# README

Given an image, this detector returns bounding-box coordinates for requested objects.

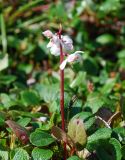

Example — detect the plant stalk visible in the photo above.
[58,25,66,160]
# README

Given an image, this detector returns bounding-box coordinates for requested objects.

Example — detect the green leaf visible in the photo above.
[83,58,98,75]
[13,148,29,160]
[99,0,121,14]
[32,148,53,160]
[67,155,81,160]
[96,34,115,45]
[0,54,8,71]
[109,138,122,160]
[121,146,125,159]
[21,90,40,106]
[49,101,59,113]
[0,13,7,54]
[113,127,125,139]
[0,75,16,85]
[17,117,31,127]
[120,96,125,120]
[73,112,95,130]
[85,92,105,113]
[87,128,112,151]
[0,117,4,126]
[18,63,33,74]
[70,72,86,88]
[30,129,55,147]
[9,0,44,23]
[100,78,116,94]
[0,112,5,126]
[68,118,87,149]
[0,93,16,109]
[35,84,59,103]
[117,49,125,58]
[0,150,8,160]
[96,147,113,160]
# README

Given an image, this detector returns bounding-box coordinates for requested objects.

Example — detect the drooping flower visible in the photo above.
[60,51,83,70]
[42,30,73,56]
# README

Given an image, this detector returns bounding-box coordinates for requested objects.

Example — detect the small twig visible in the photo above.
[107,111,121,125]
[95,116,111,128]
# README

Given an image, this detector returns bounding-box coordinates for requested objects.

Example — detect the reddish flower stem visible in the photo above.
[58,26,67,160]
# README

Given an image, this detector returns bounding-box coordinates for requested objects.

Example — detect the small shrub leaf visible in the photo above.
[30,129,55,146]
[32,148,53,160]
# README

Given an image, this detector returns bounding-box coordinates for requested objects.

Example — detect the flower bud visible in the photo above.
[42,30,53,38]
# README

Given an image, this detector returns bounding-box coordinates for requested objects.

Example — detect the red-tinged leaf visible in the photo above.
[51,126,74,147]
[6,120,29,144]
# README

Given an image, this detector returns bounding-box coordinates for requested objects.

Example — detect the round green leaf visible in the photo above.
[30,130,55,146]
[35,84,59,103]
[13,148,29,160]
[21,90,40,106]
[32,148,53,160]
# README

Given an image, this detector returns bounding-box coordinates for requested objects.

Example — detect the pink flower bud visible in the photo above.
[42,30,53,38]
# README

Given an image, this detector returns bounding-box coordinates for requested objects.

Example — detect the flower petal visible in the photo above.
[52,35,60,47]
[73,51,84,54]
[47,40,53,48]
[60,59,68,70]
[62,35,73,51]
[63,43,73,51]
[50,44,60,56]
[67,52,82,63]
[62,35,73,44]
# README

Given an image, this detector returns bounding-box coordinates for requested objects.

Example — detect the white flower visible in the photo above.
[62,35,73,51]
[43,30,73,56]
[60,51,83,70]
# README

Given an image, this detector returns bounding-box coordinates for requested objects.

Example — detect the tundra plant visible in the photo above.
[43,26,83,159]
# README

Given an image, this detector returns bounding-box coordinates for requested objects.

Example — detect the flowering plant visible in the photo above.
[43,26,84,160]
[43,29,83,70]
